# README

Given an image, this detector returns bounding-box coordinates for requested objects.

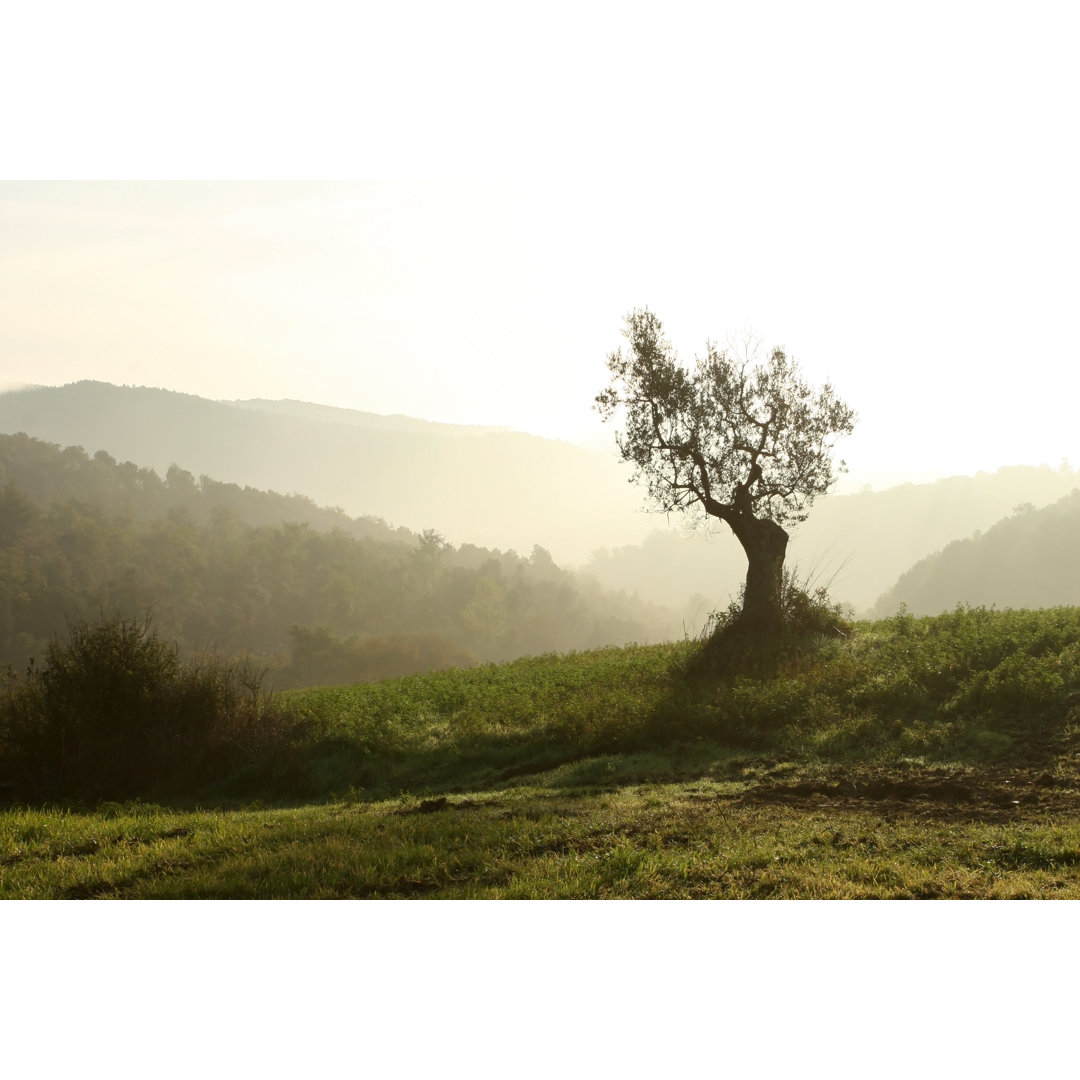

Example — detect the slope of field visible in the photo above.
[3,606,1080,898]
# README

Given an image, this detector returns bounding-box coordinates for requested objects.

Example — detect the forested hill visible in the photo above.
[870,489,1080,616]
[0,381,650,565]
[0,433,674,686]
[5,382,1075,626]
[0,429,413,543]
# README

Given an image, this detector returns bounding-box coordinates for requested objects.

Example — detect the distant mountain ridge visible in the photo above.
[228,398,511,438]
[585,465,1080,620]
[0,381,650,565]
[2,381,1076,616]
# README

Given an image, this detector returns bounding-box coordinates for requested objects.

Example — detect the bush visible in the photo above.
[778,569,853,640]
[692,566,853,679]
[0,615,294,801]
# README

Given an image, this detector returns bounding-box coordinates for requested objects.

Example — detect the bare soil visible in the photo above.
[737,767,1080,823]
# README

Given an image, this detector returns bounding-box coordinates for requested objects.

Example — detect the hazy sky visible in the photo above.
[4,2,1078,491]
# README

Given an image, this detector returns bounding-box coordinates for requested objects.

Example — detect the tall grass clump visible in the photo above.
[692,566,853,681]
[0,615,297,802]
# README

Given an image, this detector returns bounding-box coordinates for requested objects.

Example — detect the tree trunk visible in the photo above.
[735,517,789,636]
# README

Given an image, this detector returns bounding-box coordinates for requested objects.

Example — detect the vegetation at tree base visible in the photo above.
[691,566,854,679]
[3,604,1080,897]
[0,432,668,682]
[596,309,854,635]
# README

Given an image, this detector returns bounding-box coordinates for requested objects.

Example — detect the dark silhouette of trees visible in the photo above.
[596,308,855,635]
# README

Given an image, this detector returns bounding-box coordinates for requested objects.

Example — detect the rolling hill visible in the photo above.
[2,381,1076,618]
[0,381,650,566]
[870,489,1080,616]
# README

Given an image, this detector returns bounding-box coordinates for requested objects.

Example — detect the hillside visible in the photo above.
[0,428,414,543]
[4,381,1077,621]
[5,606,1080,898]
[0,381,650,565]
[0,432,674,680]
[871,489,1080,616]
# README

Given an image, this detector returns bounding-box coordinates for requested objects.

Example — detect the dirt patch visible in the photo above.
[399,796,500,815]
[493,755,584,783]
[737,768,1080,823]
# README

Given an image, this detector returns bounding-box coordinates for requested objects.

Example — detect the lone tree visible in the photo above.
[596,308,855,636]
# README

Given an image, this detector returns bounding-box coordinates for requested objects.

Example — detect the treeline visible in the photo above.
[0,381,651,565]
[0,429,413,542]
[0,433,668,685]
[871,490,1080,616]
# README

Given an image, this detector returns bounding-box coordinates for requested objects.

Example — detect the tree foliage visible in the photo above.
[597,309,855,633]
[596,309,855,529]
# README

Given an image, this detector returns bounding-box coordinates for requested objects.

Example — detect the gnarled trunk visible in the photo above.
[734,517,789,636]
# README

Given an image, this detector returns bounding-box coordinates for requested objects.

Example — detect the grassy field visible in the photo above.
[3,605,1080,898]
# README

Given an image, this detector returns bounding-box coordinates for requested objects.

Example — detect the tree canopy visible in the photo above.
[597,308,855,632]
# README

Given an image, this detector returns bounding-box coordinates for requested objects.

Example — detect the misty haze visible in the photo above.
[3,20,1079,907]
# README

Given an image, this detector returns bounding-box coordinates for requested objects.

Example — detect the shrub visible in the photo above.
[779,569,853,639]
[693,566,852,679]
[0,615,294,801]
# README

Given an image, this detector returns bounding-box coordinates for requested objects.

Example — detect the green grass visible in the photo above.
[6,774,1080,898]
[4,605,1080,898]
[237,605,1080,799]
[262,643,687,799]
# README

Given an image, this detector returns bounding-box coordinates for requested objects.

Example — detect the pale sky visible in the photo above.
[3,2,1079,492]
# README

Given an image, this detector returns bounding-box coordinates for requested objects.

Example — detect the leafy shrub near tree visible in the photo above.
[693,567,853,677]
[0,615,297,802]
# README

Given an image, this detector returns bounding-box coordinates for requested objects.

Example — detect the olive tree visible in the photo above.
[596,309,855,635]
